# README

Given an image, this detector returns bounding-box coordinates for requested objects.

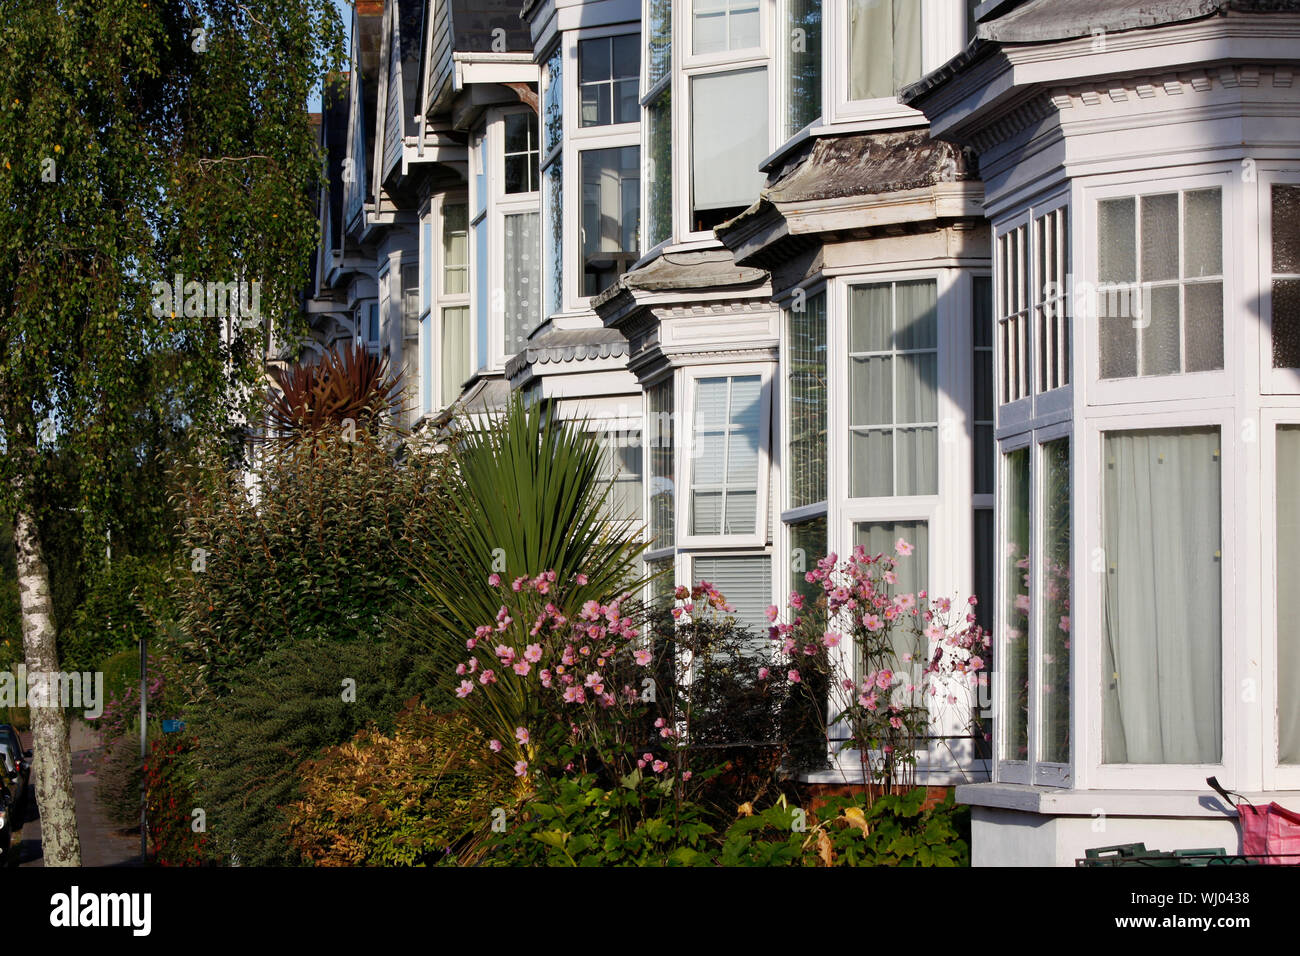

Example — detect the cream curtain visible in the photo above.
[1278,426,1300,763]
[848,0,922,101]
[1102,427,1222,764]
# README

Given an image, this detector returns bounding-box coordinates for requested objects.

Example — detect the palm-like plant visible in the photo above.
[404,394,652,714]
[261,343,404,445]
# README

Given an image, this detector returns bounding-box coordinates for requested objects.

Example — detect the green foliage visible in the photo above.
[173,426,452,697]
[286,703,510,866]
[99,649,141,705]
[405,396,649,678]
[59,554,173,676]
[145,735,218,867]
[717,802,814,866]
[483,774,716,867]
[188,636,418,867]
[811,790,971,867]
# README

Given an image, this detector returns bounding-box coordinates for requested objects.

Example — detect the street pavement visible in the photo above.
[14,720,144,867]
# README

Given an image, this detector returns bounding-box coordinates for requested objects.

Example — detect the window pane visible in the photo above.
[789,515,826,609]
[974,276,995,495]
[1102,427,1222,764]
[894,280,937,350]
[1277,425,1300,763]
[785,0,822,138]
[1185,281,1224,372]
[1002,447,1030,762]
[646,89,673,248]
[693,554,772,639]
[693,0,728,54]
[440,306,470,407]
[850,356,891,426]
[503,211,539,357]
[1039,438,1070,765]
[1184,188,1222,278]
[895,426,936,495]
[691,69,768,220]
[421,219,432,314]
[1098,197,1136,284]
[1273,186,1300,369]
[848,0,921,101]
[581,146,640,297]
[503,112,538,193]
[473,218,488,369]
[544,159,562,318]
[849,284,891,351]
[420,313,432,413]
[647,0,672,87]
[648,379,675,550]
[854,519,928,699]
[1141,284,1181,376]
[691,375,762,536]
[788,291,827,509]
[442,202,468,295]
[1140,193,1178,283]
[849,428,892,498]
[543,46,563,154]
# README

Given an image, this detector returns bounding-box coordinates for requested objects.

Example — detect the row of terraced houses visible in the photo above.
[298,0,1300,865]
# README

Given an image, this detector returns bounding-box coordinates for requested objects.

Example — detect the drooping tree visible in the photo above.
[0,0,344,865]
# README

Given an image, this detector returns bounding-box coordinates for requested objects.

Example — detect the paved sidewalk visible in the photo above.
[15,719,144,867]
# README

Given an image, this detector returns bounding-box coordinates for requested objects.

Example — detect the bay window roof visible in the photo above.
[978,0,1300,44]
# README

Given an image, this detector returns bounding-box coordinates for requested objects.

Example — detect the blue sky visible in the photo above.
[307,0,355,112]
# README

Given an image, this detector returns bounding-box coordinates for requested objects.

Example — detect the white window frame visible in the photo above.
[1078,407,1238,791]
[1258,167,1300,394]
[994,429,1033,785]
[641,0,675,256]
[1262,410,1300,790]
[780,278,828,522]
[429,191,470,412]
[823,0,962,129]
[1083,170,1237,408]
[993,191,1071,437]
[562,24,643,312]
[679,362,774,550]
[642,367,680,567]
[488,105,542,367]
[470,127,489,372]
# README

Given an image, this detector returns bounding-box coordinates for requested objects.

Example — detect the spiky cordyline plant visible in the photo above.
[403,395,653,765]
[261,342,404,446]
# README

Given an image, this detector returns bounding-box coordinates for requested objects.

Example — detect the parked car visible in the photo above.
[0,726,29,798]
[0,789,12,866]
[0,747,18,808]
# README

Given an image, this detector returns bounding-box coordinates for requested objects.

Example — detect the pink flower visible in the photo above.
[896,537,913,556]
[495,644,516,663]
[642,753,653,763]
[889,716,903,729]
[758,667,769,680]
[563,685,586,704]
[512,660,531,676]
[455,663,466,675]
[489,739,503,752]
[575,573,588,585]
[654,717,666,728]
[479,669,497,685]
[788,669,801,683]
[634,648,653,666]
[876,669,894,689]
[652,760,668,773]
[863,613,883,632]
[514,760,528,777]
[456,680,474,698]
[488,573,501,587]
[822,631,841,649]
[524,643,543,663]
[515,727,530,745]
[682,771,693,782]
[765,605,779,623]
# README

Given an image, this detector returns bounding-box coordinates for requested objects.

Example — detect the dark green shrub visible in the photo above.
[59,554,173,677]
[172,425,452,696]
[189,636,417,866]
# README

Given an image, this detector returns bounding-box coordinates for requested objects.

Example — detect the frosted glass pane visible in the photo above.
[1141,285,1181,376]
[850,428,892,498]
[1140,193,1179,282]
[851,356,891,427]
[895,352,937,423]
[1274,279,1300,368]
[1274,185,1300,273]
[1184,188,1222,279]
[850,285,891,351]
[895,426,937,495]
[895,280,937,349]
[1098,198,1136,284]
[1185,282,1224,372]
[1100,310,1137,379]
[503,212,539,357]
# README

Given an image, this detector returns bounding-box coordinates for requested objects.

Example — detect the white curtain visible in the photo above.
[1103,427,1222,764]
[691,69,767,212]
[848,0,921,101]
[1278,427,1300,763]
[503,212,539,357]
[440,306,470,407]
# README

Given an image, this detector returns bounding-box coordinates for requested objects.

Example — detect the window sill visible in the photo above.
[956,782,1300,818]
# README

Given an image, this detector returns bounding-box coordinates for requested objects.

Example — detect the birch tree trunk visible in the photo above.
[13,506,81,866]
